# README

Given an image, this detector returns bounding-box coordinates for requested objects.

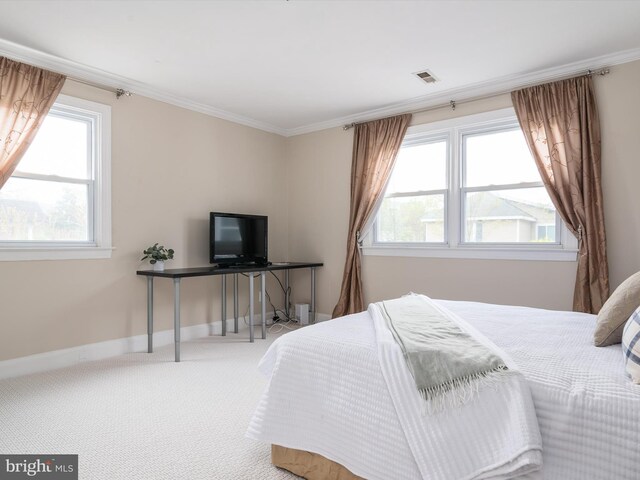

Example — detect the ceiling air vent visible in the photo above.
[414,70,437,84]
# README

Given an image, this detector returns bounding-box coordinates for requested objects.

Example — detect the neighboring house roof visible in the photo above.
[506,197,556,225]
[422,191,553,223]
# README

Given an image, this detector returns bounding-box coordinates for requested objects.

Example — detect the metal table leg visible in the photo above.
[284,270,290,319]
[174,278,181,362]
[221,274,226,336]
[147,277,154,353]
[249,273,254,343]
[261,271,266,339]
[310,267,316,323]
[233,273,239,333]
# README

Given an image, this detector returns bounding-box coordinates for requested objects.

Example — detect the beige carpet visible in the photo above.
[0,330,299,479]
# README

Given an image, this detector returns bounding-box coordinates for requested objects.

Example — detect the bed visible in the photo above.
[247,299,640,479]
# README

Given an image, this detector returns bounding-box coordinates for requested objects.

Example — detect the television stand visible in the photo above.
[222,262,271,269]
[136,262,323,362]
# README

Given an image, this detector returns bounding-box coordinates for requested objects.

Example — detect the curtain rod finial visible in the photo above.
[587,68,610,77]
[115,88,132,99]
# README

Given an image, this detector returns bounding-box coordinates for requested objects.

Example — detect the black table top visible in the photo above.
[136,261,323,278]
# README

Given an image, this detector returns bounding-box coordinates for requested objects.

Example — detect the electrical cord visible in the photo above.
[237,271,299,333]
[269,271,293,321]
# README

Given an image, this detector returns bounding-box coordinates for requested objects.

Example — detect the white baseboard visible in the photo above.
[0,312,331,380]
[0,316,249,380]
[314,313,331,322]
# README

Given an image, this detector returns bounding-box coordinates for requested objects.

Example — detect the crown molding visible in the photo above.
[2,36,639,138]
[284,46,640,137]
[0,37,289,136]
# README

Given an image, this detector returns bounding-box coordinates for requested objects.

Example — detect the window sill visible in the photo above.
[362,245,578,262]
[0,246,114,261]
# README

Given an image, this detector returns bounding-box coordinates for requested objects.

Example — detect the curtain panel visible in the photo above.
[0,56,66,189]
[511,75,609,313]
[332,114,411,318]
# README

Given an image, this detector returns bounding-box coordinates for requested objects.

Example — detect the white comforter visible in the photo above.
[443,301,640,480]
[247,300,640,479]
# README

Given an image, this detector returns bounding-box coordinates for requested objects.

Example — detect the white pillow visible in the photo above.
[621,306,640,384]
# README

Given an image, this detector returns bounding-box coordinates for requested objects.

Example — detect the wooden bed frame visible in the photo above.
[272,444,362,480]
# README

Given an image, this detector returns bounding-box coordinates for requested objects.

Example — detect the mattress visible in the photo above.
[248,300,640,479]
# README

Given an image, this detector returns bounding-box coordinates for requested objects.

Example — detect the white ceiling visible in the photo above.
[0,1,639,136]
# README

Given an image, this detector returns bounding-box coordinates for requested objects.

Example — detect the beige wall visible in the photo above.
[286,59,640,315]
[3,60,639,362]
[0,80,288,361]
[285,127,352,313]
[598,60,640,288]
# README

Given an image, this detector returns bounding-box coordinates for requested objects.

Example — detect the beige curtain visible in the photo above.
[0,56,66,189]
[332,114,411,318]
[511,75,609,313]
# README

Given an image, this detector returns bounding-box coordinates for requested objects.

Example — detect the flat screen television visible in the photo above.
[209,212,268,267]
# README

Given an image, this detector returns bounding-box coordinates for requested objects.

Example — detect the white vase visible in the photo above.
[153,261,165,272]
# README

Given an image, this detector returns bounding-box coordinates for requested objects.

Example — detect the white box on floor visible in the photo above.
[295,304,309,325]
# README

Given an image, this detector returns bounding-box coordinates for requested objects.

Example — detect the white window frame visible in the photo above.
[373,132,451,246]
[363,108,578,262]
[0,94,112,261]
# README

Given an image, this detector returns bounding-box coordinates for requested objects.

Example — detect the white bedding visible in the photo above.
[247,300,640,479]
[443,301,640,479]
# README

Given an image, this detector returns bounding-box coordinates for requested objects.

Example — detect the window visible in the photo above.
[0,94,111,260]
[377,137,448,243]
[367,108,577,261]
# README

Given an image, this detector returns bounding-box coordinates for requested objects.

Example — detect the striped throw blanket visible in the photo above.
[622,306,640,383]
[378,294,509,409]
